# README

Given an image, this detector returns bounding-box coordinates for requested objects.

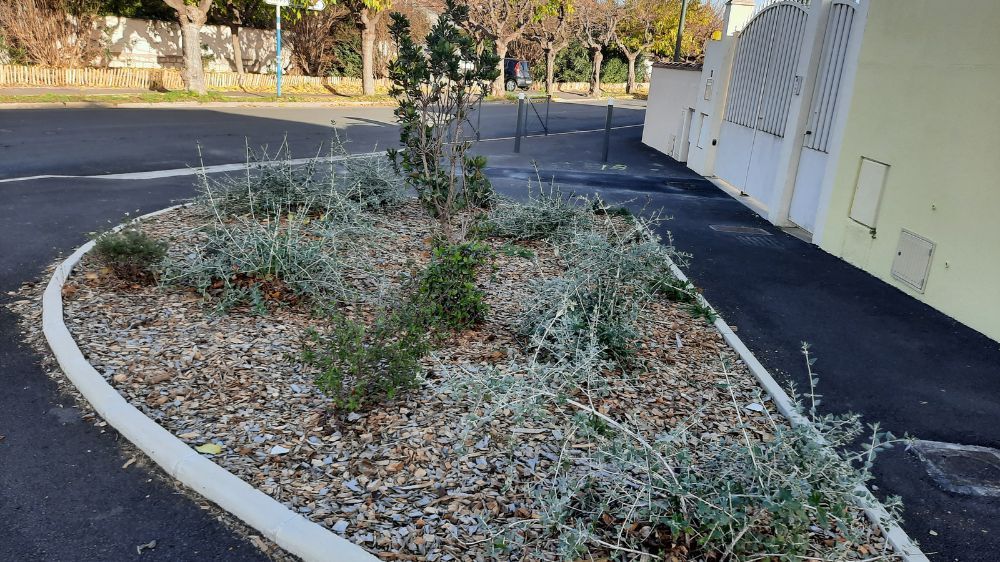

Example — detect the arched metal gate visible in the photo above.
[714,0,860,232]
[714,1,809,204]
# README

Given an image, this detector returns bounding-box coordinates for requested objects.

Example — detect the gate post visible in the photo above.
[767,0,836,227]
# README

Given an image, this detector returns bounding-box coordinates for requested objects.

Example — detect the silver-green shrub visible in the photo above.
[487,180,591,241]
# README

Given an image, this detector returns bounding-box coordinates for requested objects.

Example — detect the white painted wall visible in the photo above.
[98,16,290,73]
[641,65,702,160]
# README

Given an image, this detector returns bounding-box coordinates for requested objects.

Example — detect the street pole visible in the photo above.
[674,0,690,62]
[275,3,282,97]
[602,97,614,163]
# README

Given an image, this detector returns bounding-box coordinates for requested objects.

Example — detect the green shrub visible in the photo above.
[415,241,489,330]
[161,211,352,312]
[196,134,402,219]
[487,182,589,241]
[337,151,407,210]
[461,155,496,209]
[92,227,167,283]
[554,41,592,83]
[304,308,428,412]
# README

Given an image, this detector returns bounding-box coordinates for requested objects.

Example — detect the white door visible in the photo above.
[789,1,859,232]
[716,1,809,204]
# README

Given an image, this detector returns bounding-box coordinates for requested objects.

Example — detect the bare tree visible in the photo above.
[525,0,575,95]
[614,0,655,94]
[576,0,618,98]
[286,3,351,76]
[0,0,105,67]
[467,0,540,97]
[163,0,214,94]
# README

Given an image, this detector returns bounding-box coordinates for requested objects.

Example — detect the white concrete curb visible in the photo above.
[663,258,928,561]
[42,205,377,562]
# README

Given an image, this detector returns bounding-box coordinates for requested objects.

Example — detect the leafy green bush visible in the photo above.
[415,241,490,331]
[461,155,496,209]
[554,41,592,83]
[92,227,167,283]
[304,308,428,412]
[599,57,628,83]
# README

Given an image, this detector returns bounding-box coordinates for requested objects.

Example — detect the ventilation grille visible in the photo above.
[891,229,934,292]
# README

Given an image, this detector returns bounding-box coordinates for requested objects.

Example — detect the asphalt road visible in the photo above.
[2,101,998,560]
[0,99,645,179]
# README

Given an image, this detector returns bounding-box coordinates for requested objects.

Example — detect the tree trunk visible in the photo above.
[544,47,555,95]
[180,18,206,94]
[230,24,245,75]
[590,48,603,98]
[625,53,637,94]
[492,41,509,98]
[360,9,377,95]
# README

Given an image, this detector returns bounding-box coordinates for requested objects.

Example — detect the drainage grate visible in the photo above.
[912,440,1000,497]
[736,235,787,249]
[709,224,772,235]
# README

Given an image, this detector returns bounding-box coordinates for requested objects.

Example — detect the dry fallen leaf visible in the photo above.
[195,443,223,455]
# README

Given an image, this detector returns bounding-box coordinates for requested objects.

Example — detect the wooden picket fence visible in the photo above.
[0,65,388,93]
[0,65,646,96]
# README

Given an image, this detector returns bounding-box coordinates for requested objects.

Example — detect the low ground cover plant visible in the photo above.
[91,225,168,284]
[161,207,358,313]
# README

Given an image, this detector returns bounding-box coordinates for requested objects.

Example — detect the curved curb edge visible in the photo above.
[42,204,377,562]
[664,259,929,562]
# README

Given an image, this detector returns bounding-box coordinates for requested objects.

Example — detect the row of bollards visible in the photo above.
[513,93,614,162]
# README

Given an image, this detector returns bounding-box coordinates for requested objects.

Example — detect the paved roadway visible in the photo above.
[2,100,999,560]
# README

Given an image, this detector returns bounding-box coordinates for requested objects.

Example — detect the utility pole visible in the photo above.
[673,0,690,62]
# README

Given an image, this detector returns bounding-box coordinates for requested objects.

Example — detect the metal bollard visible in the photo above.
[476,95,483,141]
[514,92,525,153]
[602,97,615,162]
[544,94,551,136]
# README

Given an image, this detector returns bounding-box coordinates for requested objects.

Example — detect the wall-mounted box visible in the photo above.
[891,229,935,293]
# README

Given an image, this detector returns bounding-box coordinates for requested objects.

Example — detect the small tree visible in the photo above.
[576,0,618,98]
[526,0,575,95]
[387,0,499,241]
[614,0,655,94]
[163,0,214,93]
[467,0,539,97]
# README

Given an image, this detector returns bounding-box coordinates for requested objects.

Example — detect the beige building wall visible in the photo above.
[641,65,702,161]
[815,0,1000,341]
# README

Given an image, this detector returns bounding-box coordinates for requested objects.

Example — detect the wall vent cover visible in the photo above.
[891,229,934,292]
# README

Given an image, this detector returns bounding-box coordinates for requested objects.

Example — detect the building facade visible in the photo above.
[642,0,1000,342]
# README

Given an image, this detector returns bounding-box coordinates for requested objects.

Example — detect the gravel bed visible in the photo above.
[8,201,897,561]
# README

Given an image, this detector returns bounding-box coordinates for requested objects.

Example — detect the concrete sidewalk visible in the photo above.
[488,133,1000,560]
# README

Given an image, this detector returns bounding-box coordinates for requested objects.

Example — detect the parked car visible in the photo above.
[504,58,532,91]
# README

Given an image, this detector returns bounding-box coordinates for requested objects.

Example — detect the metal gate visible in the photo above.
[789,0,859,232]
[715,1,809,203]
